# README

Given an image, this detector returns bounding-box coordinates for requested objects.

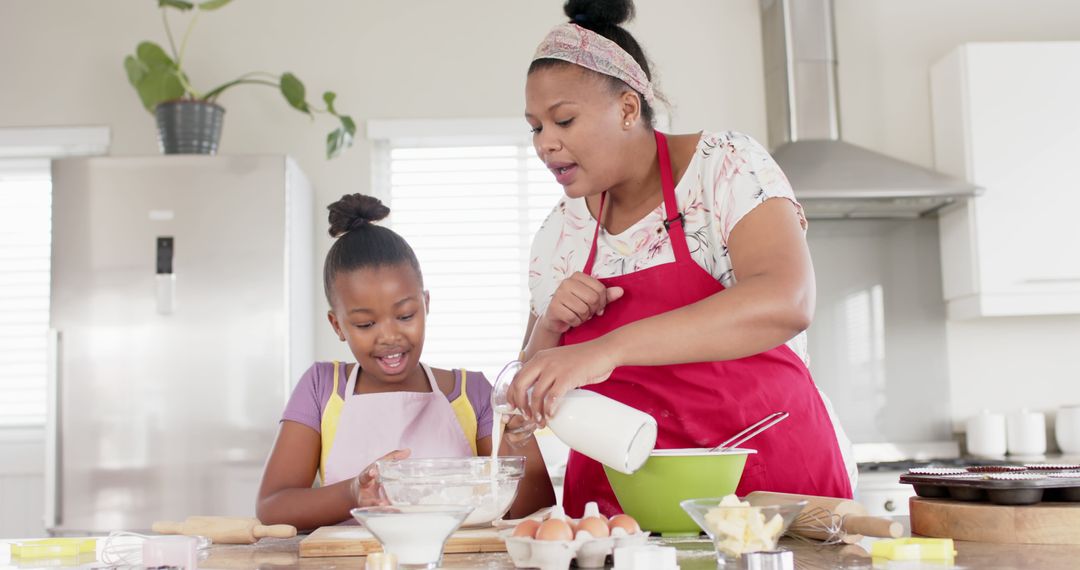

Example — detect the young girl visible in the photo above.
[257,194,555,530]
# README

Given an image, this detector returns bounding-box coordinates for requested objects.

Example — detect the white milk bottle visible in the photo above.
[492,361,657,474]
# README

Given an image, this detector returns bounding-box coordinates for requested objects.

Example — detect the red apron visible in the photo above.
[560,131,853,518]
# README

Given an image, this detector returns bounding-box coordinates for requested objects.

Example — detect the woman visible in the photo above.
[508,0,856,517]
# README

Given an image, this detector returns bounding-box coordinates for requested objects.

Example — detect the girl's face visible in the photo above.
[327,263,428,387]
[525,65,634,199]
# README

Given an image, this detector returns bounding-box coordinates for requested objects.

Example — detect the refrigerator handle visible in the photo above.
[44,328,61,531]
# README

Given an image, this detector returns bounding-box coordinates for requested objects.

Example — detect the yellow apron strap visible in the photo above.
[319,361,346,485]
[449,370,479,455]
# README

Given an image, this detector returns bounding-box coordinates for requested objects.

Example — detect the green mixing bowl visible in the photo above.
[603,448,756,536]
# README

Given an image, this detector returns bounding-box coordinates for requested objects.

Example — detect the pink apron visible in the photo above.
[322,363,474,486]
[560,131,853,518]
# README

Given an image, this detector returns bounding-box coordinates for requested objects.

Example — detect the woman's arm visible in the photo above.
[477,424,556,519]
[256,421,408,531]
[522,312,558,361]
[522,274,623,362]
[513,198,814,421]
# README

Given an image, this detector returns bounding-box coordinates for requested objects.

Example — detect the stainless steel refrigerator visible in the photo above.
[46,156,313,534]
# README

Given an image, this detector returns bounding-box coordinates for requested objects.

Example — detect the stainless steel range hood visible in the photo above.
[760,0,980,219]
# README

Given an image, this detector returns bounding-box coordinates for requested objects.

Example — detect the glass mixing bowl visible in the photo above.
[377,456,526,527]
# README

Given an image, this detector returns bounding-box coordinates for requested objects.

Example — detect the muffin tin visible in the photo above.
[900,465,1080,505]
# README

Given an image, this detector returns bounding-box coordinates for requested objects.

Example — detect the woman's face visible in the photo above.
[327,263,428,388]
[525,65,631,199]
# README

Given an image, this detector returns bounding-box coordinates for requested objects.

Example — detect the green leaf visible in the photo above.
[136,41,176,70]
[322,91,337,115]
[124,55,147,87]
[326,128,345,160]
[326,116,355,159]
[139,67,185,112]
[198,0,233,10]
[279,73,310,115]
[159,0,195,10]
[340,115,357,137]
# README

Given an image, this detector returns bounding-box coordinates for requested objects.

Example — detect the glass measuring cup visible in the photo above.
[492,360,658,474]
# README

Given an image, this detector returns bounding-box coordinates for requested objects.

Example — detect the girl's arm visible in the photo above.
[512,198,814,421]
[256,421,408,531]
[477,423,556,519]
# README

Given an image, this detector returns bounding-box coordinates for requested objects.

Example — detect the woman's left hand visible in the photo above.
[509,340,618,425]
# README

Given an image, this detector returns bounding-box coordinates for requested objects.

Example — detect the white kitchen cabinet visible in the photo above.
[931,42,1080,319]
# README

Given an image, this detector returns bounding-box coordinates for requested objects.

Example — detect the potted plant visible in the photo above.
[124,0,356,159]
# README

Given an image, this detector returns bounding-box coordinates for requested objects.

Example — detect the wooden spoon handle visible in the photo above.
[253,524,297,539]
[151,521,182,534]
[843,515,903,538]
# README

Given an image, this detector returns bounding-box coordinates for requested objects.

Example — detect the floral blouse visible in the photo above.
[528,131,810,361]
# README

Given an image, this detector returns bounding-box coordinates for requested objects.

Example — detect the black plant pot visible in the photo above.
[154,101,225,155]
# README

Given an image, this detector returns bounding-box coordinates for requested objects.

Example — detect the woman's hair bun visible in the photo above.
[327,193,391,238]
[564,0,635,28]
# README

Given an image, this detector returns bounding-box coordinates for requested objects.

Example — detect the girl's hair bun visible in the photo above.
[564,0,635,28]
[327,193,390,238]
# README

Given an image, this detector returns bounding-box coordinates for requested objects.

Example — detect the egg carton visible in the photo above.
[502,528,651,570]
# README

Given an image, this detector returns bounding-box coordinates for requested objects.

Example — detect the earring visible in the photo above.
[624,121,631,127]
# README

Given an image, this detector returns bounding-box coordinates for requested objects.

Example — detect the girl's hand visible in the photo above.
[508,341,617,425]
[501,413,539,449]
[539,272,623,335]
[352,448,411,507]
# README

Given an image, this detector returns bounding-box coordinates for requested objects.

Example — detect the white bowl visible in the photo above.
[351,504,472,569]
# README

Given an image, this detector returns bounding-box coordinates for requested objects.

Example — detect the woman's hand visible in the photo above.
[351,448,410,507]
[538,272,624,335]
[508,340,618,425]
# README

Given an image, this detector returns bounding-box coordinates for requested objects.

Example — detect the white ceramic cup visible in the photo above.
[1006,409,1047,456]
[1055,405,1080,455]
[966,410,1007,457]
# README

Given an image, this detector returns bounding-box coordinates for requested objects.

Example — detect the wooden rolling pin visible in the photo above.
[745,491,903,543]
[152,516,296,544]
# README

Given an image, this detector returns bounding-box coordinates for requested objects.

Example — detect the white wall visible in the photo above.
[832,0,1080,433]
[0,0,766,361]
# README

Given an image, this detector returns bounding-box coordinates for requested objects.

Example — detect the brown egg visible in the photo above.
[534,518,574,541]
[512,519,541,538]
[577,516,611,538]
[608,514,640,535]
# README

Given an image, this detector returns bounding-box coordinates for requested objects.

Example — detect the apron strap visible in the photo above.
[420,363,440,393]
[344,361,359,396]
[582,131,691,275]
[332,360,341,395]
[583,193,605,275]
[654,131,692,264]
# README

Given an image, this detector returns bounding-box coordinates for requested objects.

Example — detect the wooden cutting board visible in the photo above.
[299,525,506,557]
[910,497,1080,545]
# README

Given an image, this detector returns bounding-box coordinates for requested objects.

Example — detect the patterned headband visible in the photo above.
[532,23,656,105]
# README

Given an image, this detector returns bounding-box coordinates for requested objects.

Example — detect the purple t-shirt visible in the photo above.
[281,362,494,440]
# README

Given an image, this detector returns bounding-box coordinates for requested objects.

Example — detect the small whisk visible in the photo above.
[99,530,211,568]
[784,506,851,545]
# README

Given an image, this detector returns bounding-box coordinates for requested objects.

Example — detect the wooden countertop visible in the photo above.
[199,534,1080,569]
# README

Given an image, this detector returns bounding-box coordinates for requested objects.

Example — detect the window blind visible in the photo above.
[0,160,51,426]
[380,142,563,381]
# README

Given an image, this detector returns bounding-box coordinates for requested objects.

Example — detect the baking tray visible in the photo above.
[899,467,1080,505]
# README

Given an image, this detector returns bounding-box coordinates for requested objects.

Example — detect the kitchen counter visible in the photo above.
[196,534,1080,569]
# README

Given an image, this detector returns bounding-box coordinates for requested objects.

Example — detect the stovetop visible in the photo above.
[858,457,1012,472]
